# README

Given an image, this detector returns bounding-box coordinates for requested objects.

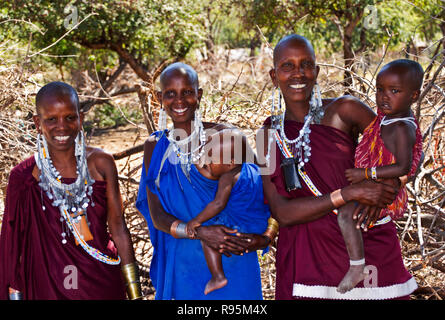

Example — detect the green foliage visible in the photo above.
[237,0,443,54]
[0,0,205,72]
[0,0,442,77]
[84,103,142,131]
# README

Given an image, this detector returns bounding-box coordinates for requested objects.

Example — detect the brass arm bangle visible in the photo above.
[268,217,279,229]
[263,217,279,242]
[121,262,143,300]
[330,189,346,208]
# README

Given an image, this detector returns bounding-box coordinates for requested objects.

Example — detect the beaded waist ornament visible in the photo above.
[35,132,121,265]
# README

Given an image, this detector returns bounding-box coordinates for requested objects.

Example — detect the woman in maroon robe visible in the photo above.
[259,35,418,300]
[0,82,139,300]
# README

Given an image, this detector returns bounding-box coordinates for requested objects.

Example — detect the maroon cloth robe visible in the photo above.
[264,117,417,300]
[0,156,126,300]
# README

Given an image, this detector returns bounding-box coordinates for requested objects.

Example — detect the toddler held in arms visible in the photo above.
[336,59,423,293]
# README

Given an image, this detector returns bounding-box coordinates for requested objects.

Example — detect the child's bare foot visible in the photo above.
[204,276,228,295]
[337,264,366,293]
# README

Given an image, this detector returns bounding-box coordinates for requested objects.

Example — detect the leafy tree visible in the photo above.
[241,0,440,90]
[1,0,205,82]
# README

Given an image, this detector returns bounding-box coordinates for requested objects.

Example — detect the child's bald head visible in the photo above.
[159,62,199,90]
[379,59,424,91]
[35,81,79,115]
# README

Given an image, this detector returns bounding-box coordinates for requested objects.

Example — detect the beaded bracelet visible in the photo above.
[371,167,377,180]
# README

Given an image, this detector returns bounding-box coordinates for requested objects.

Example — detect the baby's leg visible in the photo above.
[337,202,366,293]
[201,241,228,295]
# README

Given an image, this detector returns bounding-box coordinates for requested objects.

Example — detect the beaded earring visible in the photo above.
[270,86,283,129]
[157,106,167,131]
[309,83,324,124]
[75,130,83,158]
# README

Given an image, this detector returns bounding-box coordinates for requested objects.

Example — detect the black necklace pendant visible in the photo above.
[281,157,302,192]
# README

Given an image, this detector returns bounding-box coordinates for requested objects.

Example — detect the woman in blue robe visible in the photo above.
[136,62,271,300]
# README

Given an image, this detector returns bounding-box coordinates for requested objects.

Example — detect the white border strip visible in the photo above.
[292,277,417,300]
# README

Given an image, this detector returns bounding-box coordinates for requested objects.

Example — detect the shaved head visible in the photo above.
[379,59,424,91]
[159,62,199,90]
[35,81,79,115]
[273,34,316,66]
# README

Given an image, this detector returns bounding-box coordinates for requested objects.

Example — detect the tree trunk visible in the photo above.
[441,20,445,51]
[343,33,354,92]
[111,43,151,83]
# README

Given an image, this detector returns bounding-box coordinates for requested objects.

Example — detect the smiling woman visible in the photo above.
[33,87,84,161]
[136,62,271,300]
[259,34,418,300]
[157,63,203,130]
[0,82,141,300]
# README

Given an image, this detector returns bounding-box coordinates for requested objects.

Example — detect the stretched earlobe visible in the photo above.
[411,90,420,103]
[32,114,41,133]
[156,91,162,104]
[269,68,277,87]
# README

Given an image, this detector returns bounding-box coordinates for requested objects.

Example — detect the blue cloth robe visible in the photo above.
[136,131,270,300]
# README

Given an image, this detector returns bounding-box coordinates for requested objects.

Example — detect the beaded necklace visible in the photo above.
[380,116,417,129]
[268,84,324,169]
[35,133,121,265]
[166,110,207,173]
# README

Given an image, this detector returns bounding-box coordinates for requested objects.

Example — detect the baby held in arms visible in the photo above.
[186,129,263,295]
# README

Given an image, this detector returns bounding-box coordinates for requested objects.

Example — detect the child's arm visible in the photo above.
[374,122,416,179]
[345,122,416,183]
[187,170,236,237]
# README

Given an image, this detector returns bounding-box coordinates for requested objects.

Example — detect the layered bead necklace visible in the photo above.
[269,84,325,169]
[35,132,120,265]
[166,110,207,173]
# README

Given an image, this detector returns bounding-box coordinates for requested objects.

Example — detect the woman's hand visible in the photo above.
[235,233,270,253]
[353,204,382,231]
[351,178,400,231]
[195,225,268,256]
[195,225,242,257]
[343,179,399,207]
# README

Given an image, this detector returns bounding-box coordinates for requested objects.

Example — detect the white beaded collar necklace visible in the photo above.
[272,84,325,168]
[165,110,207,175]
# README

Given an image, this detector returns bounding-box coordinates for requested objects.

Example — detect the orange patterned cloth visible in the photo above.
[354,111,423,220]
